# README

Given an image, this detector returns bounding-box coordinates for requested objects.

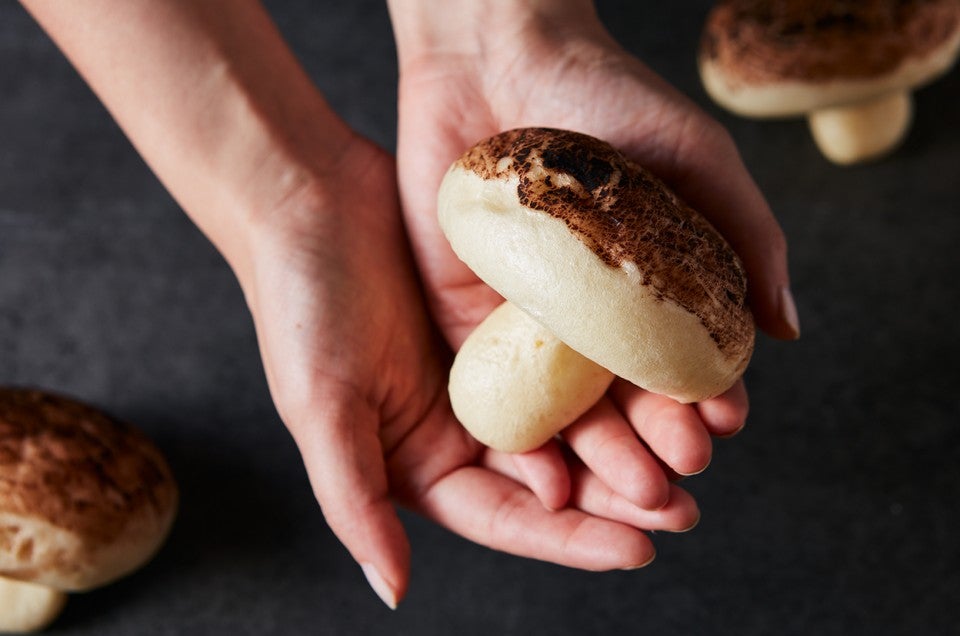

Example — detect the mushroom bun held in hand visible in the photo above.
[699,0,960,164]
[439,128,755,453]
[0,389,178,633]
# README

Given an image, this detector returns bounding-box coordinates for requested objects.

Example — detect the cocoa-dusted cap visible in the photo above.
[701,0,960,85]
[0,388,177,591]
[698,0,960,117]
[453,127,752,360]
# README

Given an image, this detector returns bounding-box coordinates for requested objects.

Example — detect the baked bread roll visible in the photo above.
[0,388,178,632]
[439,128,755,452]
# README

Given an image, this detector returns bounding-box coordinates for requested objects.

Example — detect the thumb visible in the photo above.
[285,387,410,609]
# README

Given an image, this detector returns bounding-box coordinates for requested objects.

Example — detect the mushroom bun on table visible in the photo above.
[0,388,178,633]
[699,0,960,164]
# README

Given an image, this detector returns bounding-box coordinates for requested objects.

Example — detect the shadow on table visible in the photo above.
[51,417,338,631]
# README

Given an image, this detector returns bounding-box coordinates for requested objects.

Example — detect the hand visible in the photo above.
[20,0,722,607]
[390,1,798,510]
[238,138,699,607]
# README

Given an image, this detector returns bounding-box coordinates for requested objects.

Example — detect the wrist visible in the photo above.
[214,129,370,287]
[186,90,356,267]
[226,134,397,298]
[21,0,361,288]
[387,0,601,69]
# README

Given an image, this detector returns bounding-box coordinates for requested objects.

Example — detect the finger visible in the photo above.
[509,440,572,511]
[486,448,700,532]
[568,464,701,533]
[611,381,713,477]
[695,379,749,438]
[286,390,410,609]
[417,465,656,571]
[562,398,670,511]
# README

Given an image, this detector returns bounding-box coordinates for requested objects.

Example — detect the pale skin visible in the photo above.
[19,0,797,611]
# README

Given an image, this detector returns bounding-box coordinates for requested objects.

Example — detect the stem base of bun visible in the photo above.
[0,576,68,633]
[448,301,614,453]
[807,91,912,165]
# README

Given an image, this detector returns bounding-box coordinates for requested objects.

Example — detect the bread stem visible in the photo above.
[448,301,614,453]
[0,576,68,633]
[807,91,913,165]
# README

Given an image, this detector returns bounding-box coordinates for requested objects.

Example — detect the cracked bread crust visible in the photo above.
[453,127,752,360]
[0,388,177,591]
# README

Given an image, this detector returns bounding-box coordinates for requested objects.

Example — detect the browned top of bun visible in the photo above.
[0,388,176,550]
[455,127,751,358]
[701,0,960,83]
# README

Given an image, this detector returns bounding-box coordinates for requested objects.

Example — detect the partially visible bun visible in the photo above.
[699,0,960,117]
[0,388,178,592]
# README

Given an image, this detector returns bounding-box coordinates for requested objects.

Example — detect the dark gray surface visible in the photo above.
[2,1,958,634]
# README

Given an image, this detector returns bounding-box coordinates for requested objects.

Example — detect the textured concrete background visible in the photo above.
[1,1,958,634]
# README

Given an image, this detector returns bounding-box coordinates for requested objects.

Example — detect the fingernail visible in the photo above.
[622,551,657,570]
[361,563,398,610]
[676,456,711,477]
[675,510,701,533]
[779,285,801,339]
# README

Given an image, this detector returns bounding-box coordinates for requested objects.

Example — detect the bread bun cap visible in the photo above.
[699,0,960,117]
[438,128,754,403]
[0,389,178,592]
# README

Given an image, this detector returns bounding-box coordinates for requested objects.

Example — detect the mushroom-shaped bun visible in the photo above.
[0,388,178,632]
[699,0,960,164]
[438,128,755,453]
